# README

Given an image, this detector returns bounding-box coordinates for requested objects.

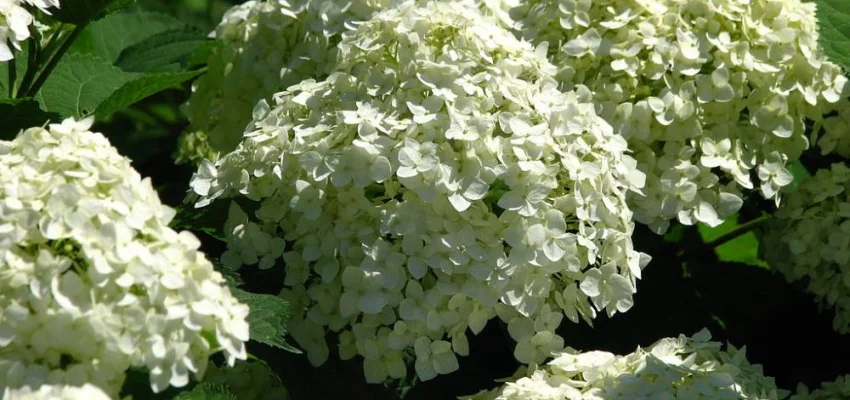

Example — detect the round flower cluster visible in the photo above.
[179,0,393,163]
[508,0,849,233]
[0,0,59,61]
[0,118,250,396]
[462,329,785,400]
[3,383,110,400]
[191,0,649,383]
[760,163,850,334]
[791,375,850,400]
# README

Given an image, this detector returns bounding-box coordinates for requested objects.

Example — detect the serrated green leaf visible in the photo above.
[816,0,850,70]
[170,203,228,243]
[70,11,186,63]
[51,0,125,24]
[698,214,769,269]
[215,260,245,289]
[0,99,63,140]
[116,29,209,73]
[231,288,300,353]
[173,383,237,400]
[36,52,137,118]
[103,0,137,13]
[204,361,289,400]
[94,69,204,118]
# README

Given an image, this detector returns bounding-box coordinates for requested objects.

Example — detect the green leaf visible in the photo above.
[785,160,812,192]
[94,69,204,118]
[231,288,300,353]
[51,0,126,24]
[70,11,186,63]
[204,361,290,400]
[116,29,209,73]
[0,38,38,99]
[170,203,228,243]
[662,224,687,243]
[215,260,245,289]
[0,99,63,140]
[103,0,137,13]
[698,214,769,269]
[173,383,237,400]
[816,0,850,70]
[36,52,136,118]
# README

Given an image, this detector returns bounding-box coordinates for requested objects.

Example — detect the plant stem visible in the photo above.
[7,40,17,98]
[17,37,40,99]
[24,23,87,98]
[707,214,771,248]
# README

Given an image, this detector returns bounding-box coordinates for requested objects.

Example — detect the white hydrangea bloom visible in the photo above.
[179,0,394,162]
[791,375,850,400]
[3,383,111,400]
[0,118,249,396]
[760,163,850,334]
[192,0,649,383]
[509,0,850,233]
[0,0,59,61]
[462,329,786,400]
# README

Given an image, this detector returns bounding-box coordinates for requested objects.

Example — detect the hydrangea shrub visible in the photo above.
[1,0,850,397]
[509,0,850,233]
[462,329,785,400]
[0,118,250,395]
[191,0,650,383]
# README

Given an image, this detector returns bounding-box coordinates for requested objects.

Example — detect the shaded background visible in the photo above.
[102,1,850,398]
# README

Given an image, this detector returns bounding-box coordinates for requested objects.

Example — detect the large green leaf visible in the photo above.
[0,99,63,140]
[116,29,209,73]
[94,69,204,118]
[231,288,300,352]
[70,11,186,63]
[51,0,127,24]
[173,384,236,400]
[698,214,769,269]
[816,0,850,69]
[35,52,136,118]
[204,362,289,400]
[170,202,229,243]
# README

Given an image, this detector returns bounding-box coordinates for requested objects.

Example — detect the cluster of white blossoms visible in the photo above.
[462,329,785,400]
[760,163,850,334]
[508,0,850,233]
[0,0,59,61]
[0,118,250,396]
[3,383,110,400]
[191,0,649,383]
[180,0,393,163]
[791,375,850,400]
